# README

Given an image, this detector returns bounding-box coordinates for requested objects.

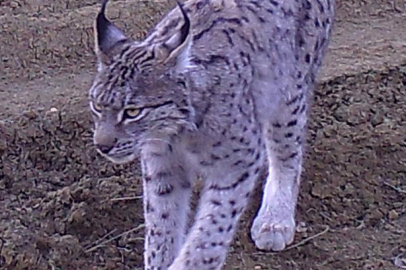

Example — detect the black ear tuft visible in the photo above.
[94,0,128,65]
[96,0,113,50]
[176,1,190,47]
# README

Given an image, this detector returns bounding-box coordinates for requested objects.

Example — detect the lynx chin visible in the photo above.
[88,0,335,269]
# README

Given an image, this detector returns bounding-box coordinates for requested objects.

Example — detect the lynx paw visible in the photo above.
[251,209,295,251]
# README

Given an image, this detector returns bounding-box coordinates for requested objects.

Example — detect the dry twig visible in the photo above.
[85,224,145,253]
[285,225,330,251]
[110,195,143,202]
[83,228,117,251]
[384,181,406,194]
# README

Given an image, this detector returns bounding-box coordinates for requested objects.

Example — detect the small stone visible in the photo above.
[254,266,262,270]
[23,110,37,119]
[68,209,84,224]
[372,209,384,219]
[311,184,330,199]
[10,1,19,9]
[388,209,399,220]
[296,221,308,233]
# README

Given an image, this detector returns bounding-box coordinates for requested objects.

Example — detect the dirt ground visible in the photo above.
[1,0,406,270]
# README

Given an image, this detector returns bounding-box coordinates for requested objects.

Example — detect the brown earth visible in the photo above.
[1,0,406,270]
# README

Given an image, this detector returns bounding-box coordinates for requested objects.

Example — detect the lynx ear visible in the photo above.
[94,0,128,66]
[157,1,192,70]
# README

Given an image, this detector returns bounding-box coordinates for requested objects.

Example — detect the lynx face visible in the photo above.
[89,62,189,163]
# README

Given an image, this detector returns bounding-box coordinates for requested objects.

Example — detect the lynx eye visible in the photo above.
[91,102,103,114]
[123,107,142,119]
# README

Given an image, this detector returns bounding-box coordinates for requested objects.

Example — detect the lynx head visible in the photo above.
[89,0,194,164]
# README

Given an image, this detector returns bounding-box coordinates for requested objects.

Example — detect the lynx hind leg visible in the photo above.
[251,91,306,251]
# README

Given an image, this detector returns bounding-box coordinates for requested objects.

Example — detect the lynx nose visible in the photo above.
[94,127,117,154]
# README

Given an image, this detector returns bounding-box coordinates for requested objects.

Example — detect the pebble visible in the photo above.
[388,209,399,220]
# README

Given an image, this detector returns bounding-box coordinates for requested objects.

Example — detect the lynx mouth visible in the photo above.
[98,151,137,164]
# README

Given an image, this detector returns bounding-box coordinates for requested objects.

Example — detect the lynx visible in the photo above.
[88,0,334,269]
